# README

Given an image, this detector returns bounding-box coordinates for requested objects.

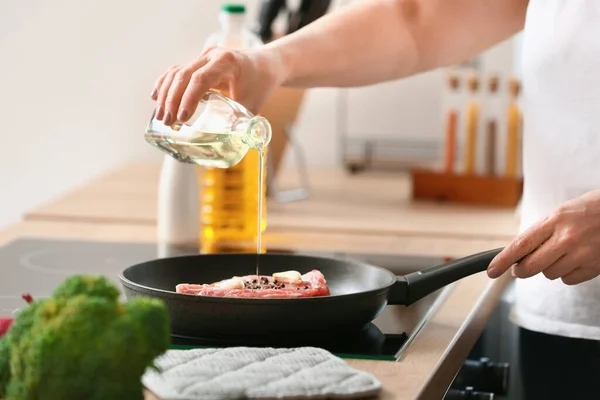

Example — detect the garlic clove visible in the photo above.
[272,270,302,283]
[215,278,245,290]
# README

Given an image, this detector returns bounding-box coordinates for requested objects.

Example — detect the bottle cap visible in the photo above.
[508,77,521,97]
[488,75,499,93]
[221,3,246,13]
[467,74,480,92]
[447,73,460,90]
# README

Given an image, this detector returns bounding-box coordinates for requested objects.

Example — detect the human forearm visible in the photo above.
[264,0,528,88]
[151,0,527,124]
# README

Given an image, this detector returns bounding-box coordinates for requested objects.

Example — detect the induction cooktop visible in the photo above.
[0,238,452,360]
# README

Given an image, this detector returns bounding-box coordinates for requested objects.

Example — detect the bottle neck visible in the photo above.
[234,116,272,151]
[219,12,246,34]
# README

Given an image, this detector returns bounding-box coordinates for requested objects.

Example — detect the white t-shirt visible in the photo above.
[510,0,600,340]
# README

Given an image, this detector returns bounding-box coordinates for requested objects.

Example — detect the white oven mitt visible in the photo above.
[142,347,382,400]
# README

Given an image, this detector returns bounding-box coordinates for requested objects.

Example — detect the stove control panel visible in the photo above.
[444,357,510,399]
[444,386,494,400]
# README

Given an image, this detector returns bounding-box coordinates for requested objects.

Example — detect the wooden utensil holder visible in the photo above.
[411,168,523,207]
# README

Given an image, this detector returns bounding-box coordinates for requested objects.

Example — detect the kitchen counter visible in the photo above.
[1,161,520,399]
[0,163,518,400]
[25,161,521,239]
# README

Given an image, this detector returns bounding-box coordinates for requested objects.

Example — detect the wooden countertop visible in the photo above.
[2,161,519,399]
[25,161,521,239]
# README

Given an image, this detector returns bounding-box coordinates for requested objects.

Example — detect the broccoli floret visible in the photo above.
[0,275,170,400]
[52,274,120,301]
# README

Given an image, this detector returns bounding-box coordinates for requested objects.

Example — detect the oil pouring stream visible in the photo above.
[256,148,265,275]
[231,112,272,277]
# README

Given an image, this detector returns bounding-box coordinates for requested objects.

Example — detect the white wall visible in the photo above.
[0,0,517,230]
[512,32,524,77]
[0,0,225,229]
[283,35,516,169]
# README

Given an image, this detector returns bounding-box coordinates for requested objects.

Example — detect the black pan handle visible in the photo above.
[387,248,503,306]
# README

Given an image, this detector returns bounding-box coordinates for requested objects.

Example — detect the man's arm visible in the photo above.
[266,0,529,88]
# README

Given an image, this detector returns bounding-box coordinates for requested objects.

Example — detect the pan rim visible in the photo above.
[118,252,398,304]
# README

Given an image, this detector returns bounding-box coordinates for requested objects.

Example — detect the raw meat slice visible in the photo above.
[1,295,32,338]
[0,317,14,338]
[175,269,330,298]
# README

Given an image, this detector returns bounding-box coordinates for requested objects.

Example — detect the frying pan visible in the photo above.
[118,248,501,338]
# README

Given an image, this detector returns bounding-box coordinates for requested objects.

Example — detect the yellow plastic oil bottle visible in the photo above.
[199,3,267,254]
[505,77,522,178]
[464,74,480,175]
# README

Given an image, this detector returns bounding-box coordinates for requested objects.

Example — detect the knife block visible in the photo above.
[258,87,306,176]
[410,168,523,207]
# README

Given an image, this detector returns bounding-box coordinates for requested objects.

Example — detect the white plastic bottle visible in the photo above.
[156,155,199,257]
[204,3,263,49]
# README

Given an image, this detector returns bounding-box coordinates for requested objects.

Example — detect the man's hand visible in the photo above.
[487,190,600,285]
